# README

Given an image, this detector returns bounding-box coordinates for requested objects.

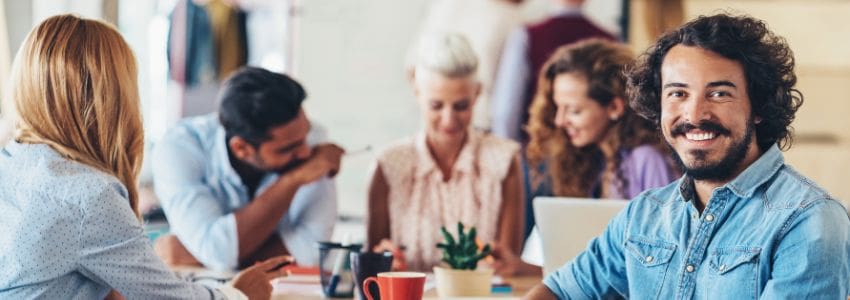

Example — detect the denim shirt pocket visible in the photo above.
[625,236,677,298]
[709,246,760,274]
[702,246,761,299]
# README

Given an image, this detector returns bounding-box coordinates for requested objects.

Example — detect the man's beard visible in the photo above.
[670,119,755,182]
[272,159,305,174]
[254,155,306,175]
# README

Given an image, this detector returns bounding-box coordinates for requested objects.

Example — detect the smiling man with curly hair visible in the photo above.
[525,13,850,299]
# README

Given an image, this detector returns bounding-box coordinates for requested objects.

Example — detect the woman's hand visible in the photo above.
[372,239,408,271]
[490,244,542,277]
[231,256,293,300]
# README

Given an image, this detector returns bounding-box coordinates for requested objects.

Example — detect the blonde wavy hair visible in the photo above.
[6,14,144,217]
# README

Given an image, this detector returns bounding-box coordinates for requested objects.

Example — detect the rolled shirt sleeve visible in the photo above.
[153,129,241,270]
[276,177,337,266]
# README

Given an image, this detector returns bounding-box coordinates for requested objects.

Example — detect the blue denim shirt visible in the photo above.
[544,145,850,299]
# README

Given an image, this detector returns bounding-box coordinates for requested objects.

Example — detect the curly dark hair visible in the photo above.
[627,13,803,151]
[527,39,665,197]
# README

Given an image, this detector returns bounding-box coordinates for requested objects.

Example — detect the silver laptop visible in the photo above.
[533,197,628,276]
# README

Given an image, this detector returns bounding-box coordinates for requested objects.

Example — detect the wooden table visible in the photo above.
[271,275,541,299]
[423,276,540,299]
[173,266,541,299]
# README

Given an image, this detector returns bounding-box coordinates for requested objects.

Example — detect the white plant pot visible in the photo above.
[433,266,493,297]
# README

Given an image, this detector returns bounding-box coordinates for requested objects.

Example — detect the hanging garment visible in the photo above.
[206,0,248,81]
[167,0,216,87]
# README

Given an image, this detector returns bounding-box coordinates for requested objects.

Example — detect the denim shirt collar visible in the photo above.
[678,144,784,202]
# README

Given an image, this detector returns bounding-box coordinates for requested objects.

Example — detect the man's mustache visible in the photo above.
[670,120,731,137]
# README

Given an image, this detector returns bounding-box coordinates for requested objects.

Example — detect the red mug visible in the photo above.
[363,272,426,300]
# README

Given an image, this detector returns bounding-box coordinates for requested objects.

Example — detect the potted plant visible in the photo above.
[433,222,494,297]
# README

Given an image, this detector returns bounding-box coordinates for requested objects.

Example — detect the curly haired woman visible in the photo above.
[493,39,677,276]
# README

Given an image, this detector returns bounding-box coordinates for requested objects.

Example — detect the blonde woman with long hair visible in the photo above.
[0,14,287,299]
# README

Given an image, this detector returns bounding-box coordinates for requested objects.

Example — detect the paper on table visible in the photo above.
[424,273,436,292]
[272,274,323,297]
[401,273,506,293]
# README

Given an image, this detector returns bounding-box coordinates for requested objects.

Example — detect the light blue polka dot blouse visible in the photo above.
[0,141,230,299]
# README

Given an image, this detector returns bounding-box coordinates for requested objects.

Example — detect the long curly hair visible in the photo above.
[527,39,664,197]
[627,13,803,151]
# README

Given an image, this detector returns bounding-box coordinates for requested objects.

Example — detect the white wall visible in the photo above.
[295,0,624,219]
[295,0,430,219]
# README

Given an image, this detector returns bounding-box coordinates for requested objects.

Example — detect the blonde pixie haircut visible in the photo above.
[411,32,479,84]
[7,14,144,217]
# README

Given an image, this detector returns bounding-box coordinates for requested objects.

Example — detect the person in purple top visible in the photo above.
[491,39,677,276]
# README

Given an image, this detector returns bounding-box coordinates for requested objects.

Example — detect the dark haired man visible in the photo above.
[526,14,849,299]
[152,67,343,270]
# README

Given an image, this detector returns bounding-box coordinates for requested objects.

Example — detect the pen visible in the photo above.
[326,235,353,296]
[269,260,293,272]
[344,145,372,157]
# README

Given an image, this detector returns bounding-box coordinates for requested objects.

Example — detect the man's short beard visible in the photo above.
[671,120,755,182]
[252,153,305,175]
[273,158,305,174]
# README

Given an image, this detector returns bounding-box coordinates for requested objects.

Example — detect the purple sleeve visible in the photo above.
[622,145,678,199]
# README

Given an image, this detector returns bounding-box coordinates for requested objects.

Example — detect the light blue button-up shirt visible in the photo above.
[152,114,336,270]
[0,142,236,299]
[544,145,850,299]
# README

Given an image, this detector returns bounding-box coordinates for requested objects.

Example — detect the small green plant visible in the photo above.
[436,222,492,270]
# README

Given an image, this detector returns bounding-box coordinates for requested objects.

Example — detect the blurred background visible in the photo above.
[0,0,847,234]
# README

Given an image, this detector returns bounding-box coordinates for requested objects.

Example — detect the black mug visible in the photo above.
[318,242,362,298]
[350,251,394,300]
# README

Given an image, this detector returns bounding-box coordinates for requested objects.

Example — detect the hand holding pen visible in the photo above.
[290,143,373,182]
[231,256,295,300]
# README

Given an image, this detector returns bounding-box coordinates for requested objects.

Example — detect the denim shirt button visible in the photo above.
[645,256,654,263]
[705,214,715,222]
[686,264,695,272]
[719,264,726,272]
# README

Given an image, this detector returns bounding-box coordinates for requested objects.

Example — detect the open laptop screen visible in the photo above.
[532,197,628,276]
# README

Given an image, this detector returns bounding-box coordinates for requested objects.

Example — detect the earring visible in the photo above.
[610,114,619,121]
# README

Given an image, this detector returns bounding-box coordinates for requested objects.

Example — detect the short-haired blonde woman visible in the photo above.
[0,15,287,299]
[367,33,524,271]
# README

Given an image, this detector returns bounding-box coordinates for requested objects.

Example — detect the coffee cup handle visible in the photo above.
[363,277,380,300]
